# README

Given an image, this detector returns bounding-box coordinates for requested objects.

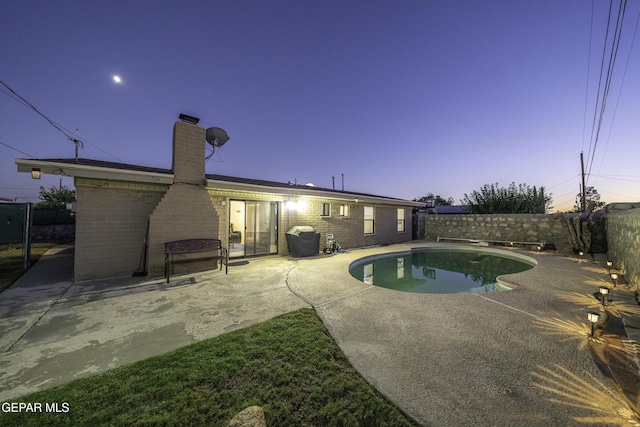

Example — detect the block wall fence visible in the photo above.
[424,213,572,252]
[606,207,640,288]
[423,206,640,288]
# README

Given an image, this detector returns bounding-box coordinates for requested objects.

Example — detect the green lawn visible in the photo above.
[0,309,417,426]
[0,242,58,292]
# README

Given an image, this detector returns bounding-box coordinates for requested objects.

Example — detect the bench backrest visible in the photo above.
[165,239,223,255]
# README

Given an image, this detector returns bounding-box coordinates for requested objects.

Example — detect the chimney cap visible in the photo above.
[178,114,200,125]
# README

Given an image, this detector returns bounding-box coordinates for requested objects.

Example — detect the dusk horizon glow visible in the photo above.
[2,1,639,212]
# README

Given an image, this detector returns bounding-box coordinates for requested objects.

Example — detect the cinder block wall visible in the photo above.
[606,206,640,287]
[74,182,165,280]
[425,214,572,252]
[147,122,220,277]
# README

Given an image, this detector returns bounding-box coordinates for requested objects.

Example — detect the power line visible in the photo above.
[0,139,38,159]
[547,174,580,190]
[586,0,628,185]
[0,80,124,162]
[590,174,640,183]
[0,139,68,177]
[593,3,640,186]
[582,0,595,154]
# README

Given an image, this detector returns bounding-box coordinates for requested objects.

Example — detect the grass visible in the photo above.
[0,242,60,292]
[0,309,417,426]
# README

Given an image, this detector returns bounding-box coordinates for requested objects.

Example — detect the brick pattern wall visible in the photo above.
[74,184,165,281]
[606,206,640,287]
[147,122,219,277]
[172,122,205,185]
[147,184,220,277]
[282,201,412,253]
[425,214,572,252]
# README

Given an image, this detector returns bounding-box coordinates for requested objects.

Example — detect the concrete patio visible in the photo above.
[1,242,639,426]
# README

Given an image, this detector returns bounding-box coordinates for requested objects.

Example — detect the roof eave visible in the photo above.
[15,158,173,185]
[205,177,418,206]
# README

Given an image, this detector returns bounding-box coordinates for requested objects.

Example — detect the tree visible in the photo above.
[413,193,454,206]
[36,185,75,209]
[573,186,605,212]
[461,182,552,214]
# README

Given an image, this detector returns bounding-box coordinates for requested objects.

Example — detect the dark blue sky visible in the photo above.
[2,1,639,211]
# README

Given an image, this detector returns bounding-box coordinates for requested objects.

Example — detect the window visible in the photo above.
[339,204,350,217]
[321,203,331,217]
[397,208,405,232]
[364,206,374,234]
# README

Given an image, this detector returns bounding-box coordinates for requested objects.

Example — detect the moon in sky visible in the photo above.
[113,75,122,84]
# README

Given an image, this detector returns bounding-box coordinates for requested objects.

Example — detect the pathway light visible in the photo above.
[606,261,613,274]
[610,273,618,287]
[598,286,609,306]
[587,311,600,337]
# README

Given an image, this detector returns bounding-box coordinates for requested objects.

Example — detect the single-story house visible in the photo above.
[16,119,422,281]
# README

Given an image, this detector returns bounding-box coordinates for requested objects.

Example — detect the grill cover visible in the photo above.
[286,226,320,257]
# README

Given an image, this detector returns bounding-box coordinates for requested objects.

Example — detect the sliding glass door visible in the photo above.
[229,200,278,258]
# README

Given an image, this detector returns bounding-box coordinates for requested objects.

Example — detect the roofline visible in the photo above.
[15,158,421,206]
[15,158,173,185]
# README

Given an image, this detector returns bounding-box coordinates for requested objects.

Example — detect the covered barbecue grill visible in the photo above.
[286,225,320,257]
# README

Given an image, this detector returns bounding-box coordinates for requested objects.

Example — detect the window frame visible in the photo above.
[364,206,375,234]
[320,202,331,217]
[397,208,406,233]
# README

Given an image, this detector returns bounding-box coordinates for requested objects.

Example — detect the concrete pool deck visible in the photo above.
[1,242,639,426]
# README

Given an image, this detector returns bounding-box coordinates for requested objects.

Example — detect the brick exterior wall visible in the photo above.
[71,120,416,280]
[279,201,412,253]
[74,181,165,281]
[147,122,220,277]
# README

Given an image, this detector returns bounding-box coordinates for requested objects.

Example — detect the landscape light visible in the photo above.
[579,251,584,257]
[31,168,41,179]
[606,261,613,274]
[610,273,619,287]
[598,286,609,306]
[587,311,600,337]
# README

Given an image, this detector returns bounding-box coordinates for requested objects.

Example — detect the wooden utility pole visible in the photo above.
[580,152,587,212]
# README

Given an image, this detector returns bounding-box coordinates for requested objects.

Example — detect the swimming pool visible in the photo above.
[349,247,536,294]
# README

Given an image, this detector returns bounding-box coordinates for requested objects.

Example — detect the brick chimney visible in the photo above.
[146,120,220,277]
[172,121,205,185]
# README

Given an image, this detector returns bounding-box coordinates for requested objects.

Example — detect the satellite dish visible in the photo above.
[206,127,230,148]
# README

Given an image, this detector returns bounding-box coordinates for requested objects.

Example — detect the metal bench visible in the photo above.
[164,238,228,283]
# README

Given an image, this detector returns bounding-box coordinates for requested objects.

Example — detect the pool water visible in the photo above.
[349,248,535,294]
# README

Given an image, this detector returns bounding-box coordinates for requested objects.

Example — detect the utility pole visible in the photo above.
[580,151,587,212]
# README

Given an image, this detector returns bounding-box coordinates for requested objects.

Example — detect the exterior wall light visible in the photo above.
[31,168,41,179]
[286,200,297,211]
[598,286,609,306]
[610,273,619,287]
[296,200,307,213]
[587,311,600,337]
